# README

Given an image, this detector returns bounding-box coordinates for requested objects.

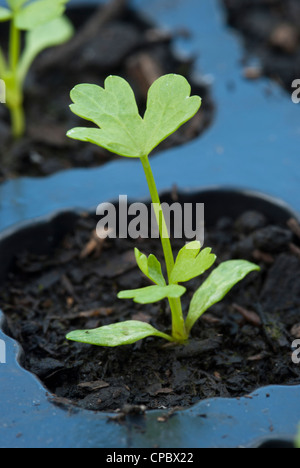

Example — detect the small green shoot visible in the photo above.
[0,0,74,138]
[66,74,260,347]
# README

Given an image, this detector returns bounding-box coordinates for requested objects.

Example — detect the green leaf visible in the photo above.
[135,248,166,286]
[0,7,12,21]
[67,78,145,158]
[170,241,216,284]
[18,16,74,83]
[67,74,201,158]
[66,320,173,347]
[185,260,260,333]
[143,74,202,155]
[15,0,68,30]
[118,284,186,304]
[6,0,28,11]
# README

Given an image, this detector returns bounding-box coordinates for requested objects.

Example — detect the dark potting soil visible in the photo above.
[1,207,300,412]
[221,0,300,92]
[0,4,213,182]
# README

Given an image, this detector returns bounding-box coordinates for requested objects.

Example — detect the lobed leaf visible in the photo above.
[142,74,201,155]
[170,241,216,284]
[15,0,68,30]
[135,248,166,286]
[67,74,201,158]
[118,284,186,304]
[6,0,28,10]
[66,320,173,347]
[67,78,145,157]
[18,16,74,83]
[185,260,260,333]
[68,77,140,129]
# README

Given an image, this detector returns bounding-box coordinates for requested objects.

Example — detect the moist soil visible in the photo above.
[0,4,213,182]
[1,207,300,412]
[222,0,300,91]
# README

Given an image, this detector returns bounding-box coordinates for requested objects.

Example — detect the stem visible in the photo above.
[9,103,25,139]
[141,155,174,278]
[7,20,25,139]
[140,155,188,342]
[9,20,20,73]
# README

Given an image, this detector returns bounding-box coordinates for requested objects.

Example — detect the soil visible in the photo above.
[0,3,213,182]
[221,0,300,92]
[1,205,300,413]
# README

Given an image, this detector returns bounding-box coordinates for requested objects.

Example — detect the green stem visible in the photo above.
[140,155,188,342]
[9,102,25,139]
[7,20,25,138]
[9,20,20,73]
[140,155,174,278]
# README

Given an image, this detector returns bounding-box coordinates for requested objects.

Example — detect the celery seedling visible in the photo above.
[66,74,260,347]
[0,0,74,138]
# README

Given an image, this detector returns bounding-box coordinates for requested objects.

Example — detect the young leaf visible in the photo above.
[118,284,186,304]
[18,16,74,83]
[15,0,68,30]
[6,0,28,11]
[170,241,216,284]
[66,320,173,347]
[135,248,166,286]
[67,74,201,158]
[0,7,12,21]
[143,74,201,155]
[67,78,145,157]
[185,260,260,333]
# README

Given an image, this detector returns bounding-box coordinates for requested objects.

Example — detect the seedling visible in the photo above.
[66,74,260,347]
[0,0,74,138]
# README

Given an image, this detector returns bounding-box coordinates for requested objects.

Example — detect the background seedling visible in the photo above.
[0,0,74,138]
[66,74,260,347]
